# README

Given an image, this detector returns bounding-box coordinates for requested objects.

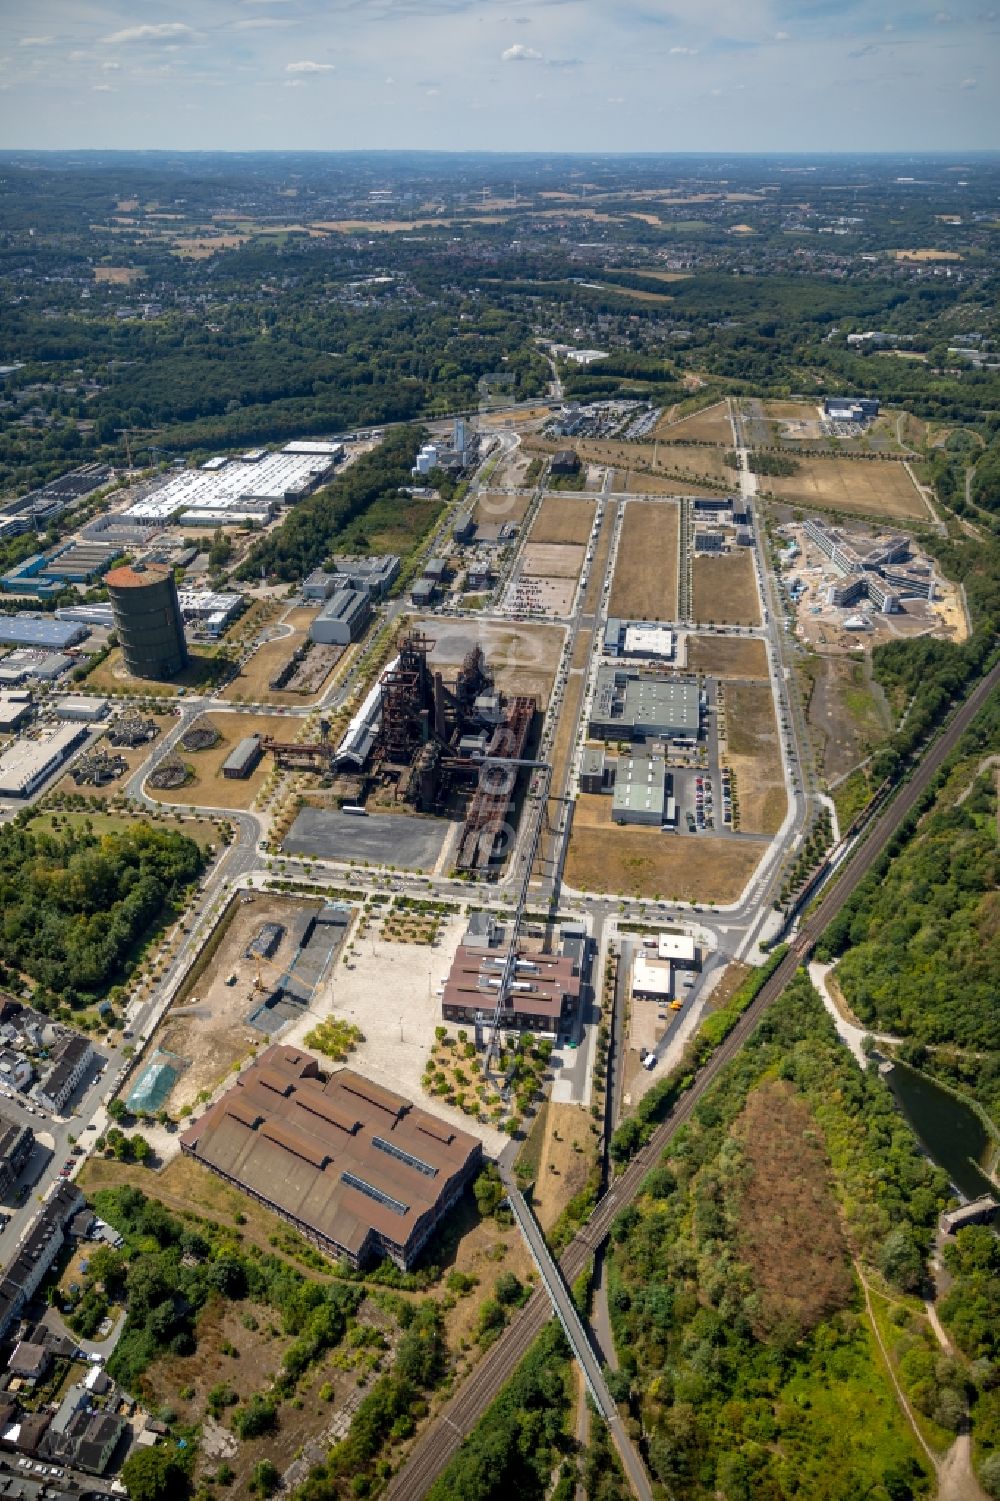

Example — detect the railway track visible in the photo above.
[385,656,1000,1501]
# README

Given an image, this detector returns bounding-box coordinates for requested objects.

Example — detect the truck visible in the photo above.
[341,805,369,817]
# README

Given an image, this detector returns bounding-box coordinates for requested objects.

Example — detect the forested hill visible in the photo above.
[0,819,204,1007]
[235,425,424,583]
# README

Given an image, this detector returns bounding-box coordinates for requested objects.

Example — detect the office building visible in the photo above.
[441,943,582,1037]
[0,724,89,799]
[611,750,668,826]
[589,665,700,743]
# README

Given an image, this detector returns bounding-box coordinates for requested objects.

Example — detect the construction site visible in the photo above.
[266,632,538,874]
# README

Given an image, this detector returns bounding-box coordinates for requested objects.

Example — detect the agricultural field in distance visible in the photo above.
[762,458,929,520]
[691,549,761,626]
[686,634,769,680]
[566,794,766,903]
[608,499,678,620]
[529,495,595,545]
[724,682,787,835]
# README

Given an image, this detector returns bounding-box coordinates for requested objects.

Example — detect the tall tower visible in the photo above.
[106,561,188,680]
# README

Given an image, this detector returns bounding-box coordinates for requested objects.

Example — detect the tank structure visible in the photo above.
[105,561,189,680]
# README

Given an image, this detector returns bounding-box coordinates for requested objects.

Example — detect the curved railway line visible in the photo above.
[386,657,1000,1501]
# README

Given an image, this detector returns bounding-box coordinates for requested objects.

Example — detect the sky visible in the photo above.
[0,0,997,153]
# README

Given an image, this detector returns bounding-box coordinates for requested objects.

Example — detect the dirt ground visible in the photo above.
[152,892,331,1114]
[608,499,679,620]
[93,265,144,284]
[520,542,586,580]
[765,458,929,521]
[528,1102,600,1233]
[146,711,291,810]
[534,663,586,881]
[655,400,733,444]
[472,491,532,527]
[686,635,769,679]
[806,654,892,783]
[530,496,596,545]
[566,795,767,902]
[617,470,722,497]
[414,617,564,709]
[724,682,787,835]
[692,550,761,626]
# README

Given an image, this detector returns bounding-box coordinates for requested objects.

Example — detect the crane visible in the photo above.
[114,426,160,474]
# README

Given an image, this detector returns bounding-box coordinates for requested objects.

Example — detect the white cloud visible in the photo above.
[959,76,978,88]
[20,36,54,47]
[234,17,296,29]
[669,45,698,55]
[285,59,335,73]
[102,61,121,71]
[774,30,790,41]
[501,43,542,61]
[103,23,195,44]
[92,84,114,92]
[426,87,440,95]
[934,10,953,20]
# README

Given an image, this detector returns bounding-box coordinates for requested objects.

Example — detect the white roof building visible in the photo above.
[622,624,674,660]
[632,955,672,1002]
[657,933,697,966]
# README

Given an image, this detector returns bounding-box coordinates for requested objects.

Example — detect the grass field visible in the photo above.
[686,634,769,679]
[146,711,291,810]
[765,458,928,520]
[618,470,722,497]
[530,495,596,545]
[335,492,443,556]
[566,795,766,902]
[655,400,732,444]
[28,808,221,849]
[85,646,231,698]
[692,549,761,626]
[221,608,346,706]
[608,500,679,621]
[725,682,787,834]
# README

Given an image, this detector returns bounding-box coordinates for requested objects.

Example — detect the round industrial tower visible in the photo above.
[105,562,189,680]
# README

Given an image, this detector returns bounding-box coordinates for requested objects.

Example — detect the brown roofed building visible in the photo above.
[180,1047,482,1270]
[441,945,581,1036]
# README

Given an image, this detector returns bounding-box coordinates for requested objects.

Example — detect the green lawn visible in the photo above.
[28,809,221,849]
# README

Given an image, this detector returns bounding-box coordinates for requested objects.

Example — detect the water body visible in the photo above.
[887,1060,996,1202]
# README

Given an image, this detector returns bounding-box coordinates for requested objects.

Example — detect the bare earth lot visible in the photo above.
[414,616,564,708]
[529,496,596,545]
[686,634,769,679]
[566,794,767,903]
[520,542,586,580]
[153,892,331,1114]
[765,458,928,520]
[608,499,679,621]
[806,655,891,783]
[146,710,290,810]
[692,550,761,627]
[724,682,787,835]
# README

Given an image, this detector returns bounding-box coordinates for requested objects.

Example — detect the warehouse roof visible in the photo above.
[181,1048,481,1266]
[0,616,87,650]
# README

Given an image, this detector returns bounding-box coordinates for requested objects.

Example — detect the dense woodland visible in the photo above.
[606,977,975,1500]
[0,819,204,1007]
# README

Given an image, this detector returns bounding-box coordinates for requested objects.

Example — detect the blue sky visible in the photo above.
[0,0,996,151]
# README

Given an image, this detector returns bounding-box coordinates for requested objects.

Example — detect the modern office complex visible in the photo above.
[106,561,189,679]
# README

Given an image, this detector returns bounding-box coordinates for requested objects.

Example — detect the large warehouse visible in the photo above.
[589,665,700,743]
[181,1047,482,1270]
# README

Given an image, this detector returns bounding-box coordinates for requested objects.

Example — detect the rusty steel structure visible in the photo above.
[456,695,535,872]
[374,632,435,768]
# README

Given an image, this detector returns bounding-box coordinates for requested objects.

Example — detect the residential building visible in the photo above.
[34,1035,94,1114]
[0,1111,33,1197]
[181,1047,482,1271]
[0,1184,85,1339]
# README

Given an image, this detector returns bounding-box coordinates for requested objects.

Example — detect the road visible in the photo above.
[384,654,1000,1499]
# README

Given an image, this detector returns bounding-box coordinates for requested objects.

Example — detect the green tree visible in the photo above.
[119,1447,189,1501]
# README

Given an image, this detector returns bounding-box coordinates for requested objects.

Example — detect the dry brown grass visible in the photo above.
[725,681,786,835]
[85,646,230,698]
[530,496,595,545]
[520,542,585,580]
[686,635,768,679]
[692,549,760,627]
[764,458,928,520]
[530,1103,600,1232]
[655,400,732,444]
[894,248,962,262]
[620,470,722,498]
[171,234,251,258]
[472,491,531,526]
[566,795,766,902]
[609,499,678,621]
[147,710,291,810]
[731,1081,852,1340]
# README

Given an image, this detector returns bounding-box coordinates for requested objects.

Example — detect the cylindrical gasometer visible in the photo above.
[106,561,189,680]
